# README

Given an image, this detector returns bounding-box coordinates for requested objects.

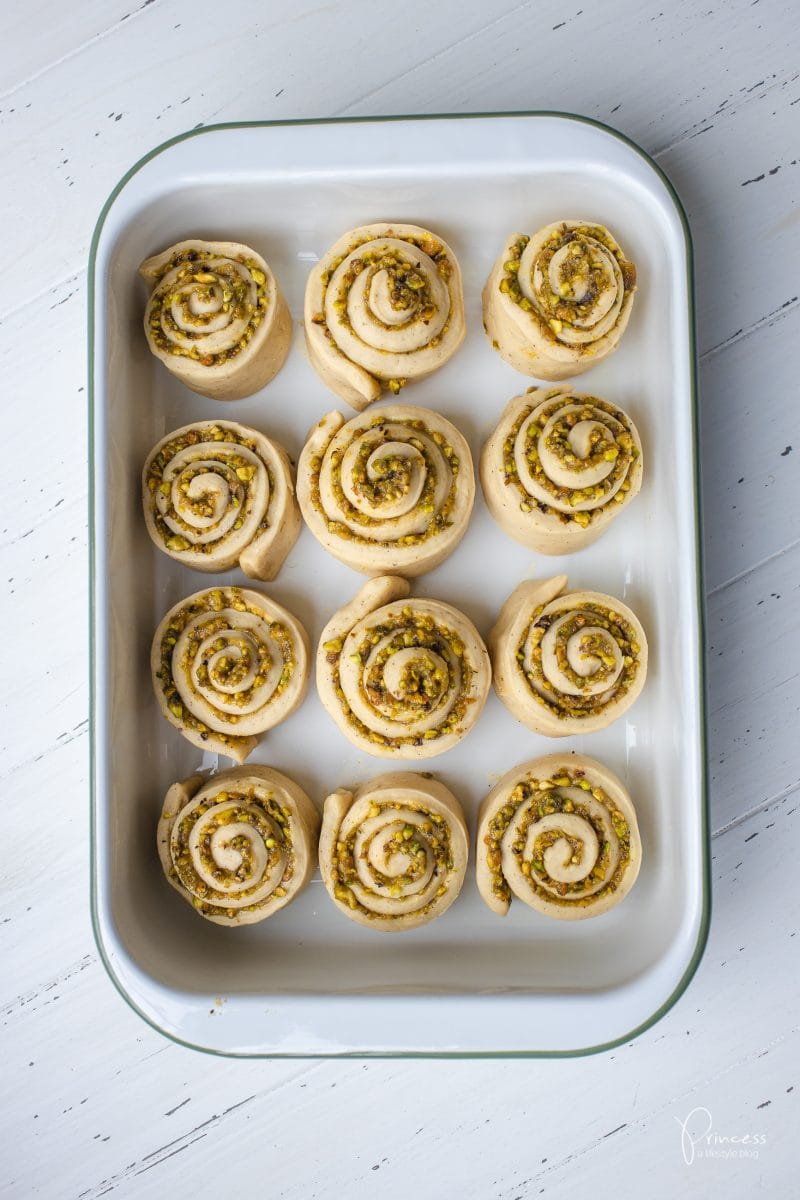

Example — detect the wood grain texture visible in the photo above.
[1,0,798,1193]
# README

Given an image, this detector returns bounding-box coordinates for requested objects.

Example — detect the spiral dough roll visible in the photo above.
[317,576,491,758]
[140,239,291,401]
[158,766,320,926]
[483,221,637,380]
[489,576,647,736]
[304,223,465,410]
[480,388,642,554]
[297,405,474,576]
[477,754,641,920]
[152,586,310,763]
[143,420,301,581]
[319,772,468,931]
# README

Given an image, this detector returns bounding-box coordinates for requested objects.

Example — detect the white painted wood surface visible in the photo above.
[2,0,798,1193]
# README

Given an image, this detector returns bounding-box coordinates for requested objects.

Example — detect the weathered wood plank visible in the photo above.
[0,1,147,97]
[700,305,800,592]
[707,540,800,828]
[2,0,798,1192]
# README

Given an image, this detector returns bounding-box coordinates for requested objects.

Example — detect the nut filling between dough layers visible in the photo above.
[312,232,456,389]
[324,608,475,750]
[517,601,642,722]
[317,578,491,759]
[147,249,269,366]
[330,800,455,920]
[503,390,639,530]
[484,767,632,911]
[310,415,460,546]
[500,224,636,352]
[146,424,275,553]
[167,787,296,920]
[153,586,307,761]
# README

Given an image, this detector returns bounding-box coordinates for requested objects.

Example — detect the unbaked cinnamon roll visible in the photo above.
[140,239,291,400]
[317,576,491,757]
[483,221,636,380]
[476,754,641,919]
[319,772,468,931]
[143,420,300,580]
[480,388,642,554]
[304,223,465,410]
[151,586,309,762]
[158,766,319,925]
[297,404,474,576]
[489,576,647,735]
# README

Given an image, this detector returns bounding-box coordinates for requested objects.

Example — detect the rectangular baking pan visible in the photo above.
[89,113,708,1056]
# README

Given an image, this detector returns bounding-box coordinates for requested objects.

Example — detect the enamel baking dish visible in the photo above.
[89,113,708,1057]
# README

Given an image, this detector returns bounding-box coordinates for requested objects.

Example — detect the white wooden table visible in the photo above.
[2,1,798,1194]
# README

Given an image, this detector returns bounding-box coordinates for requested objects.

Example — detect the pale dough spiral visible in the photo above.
[483,221,636,380]
[317,576,491,758]
[140,239,292,401]
[157,766,319,926]
[143,419,300,580]
[489,576,648,736]
[319,772,468,931]
[477,754,641,919]
[304,223,465,410]
[297,404,474,576]
[480,388,642,554]
[151,586,310,763]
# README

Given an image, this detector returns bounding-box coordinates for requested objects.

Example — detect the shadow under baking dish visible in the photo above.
[89,112,708,1056]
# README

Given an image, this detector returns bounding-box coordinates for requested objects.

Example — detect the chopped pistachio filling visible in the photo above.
[170,787,295,919]
[502,391,639,529]
[157,587,296,748]
[499,225,636,349]
[146,424,273,552]
[309,414,460,547]
[148,250,269,366]
[330,800,454,919]
[515,602,641,720]
[325,608,474,749]
[483,768,631,907]
[312,232,455,366]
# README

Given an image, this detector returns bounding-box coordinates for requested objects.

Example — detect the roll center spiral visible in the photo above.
[177,469,232,526]
[206,823,267,883]
[368,267,418,325]
[540,615,623,696]
[530,814,600,884]
[186,282,225,317]
[178,797,288,906]
[173,608,286,721]
[382,648,449,707]
[348,807,441,907]
[202,633,259,694]
[332,239,450,354]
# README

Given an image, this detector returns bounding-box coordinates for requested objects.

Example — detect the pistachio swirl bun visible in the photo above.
[319,772,468,931]
[152,586,310,763]
[489,576,647,736]
[476,754,641,920]
[297,405,474,576]
[480,388,642,554]
[158,766,320,926]
[317,576,491,758]
[140,239,291,401]
[483,221,637,380]
[143,420,300,581]
[304,223,465,410]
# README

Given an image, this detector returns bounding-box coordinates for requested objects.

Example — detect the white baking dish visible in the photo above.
[89,113,708,1057]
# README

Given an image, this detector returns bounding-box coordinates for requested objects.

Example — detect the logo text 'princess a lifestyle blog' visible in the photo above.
[675,1107,767,1165]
